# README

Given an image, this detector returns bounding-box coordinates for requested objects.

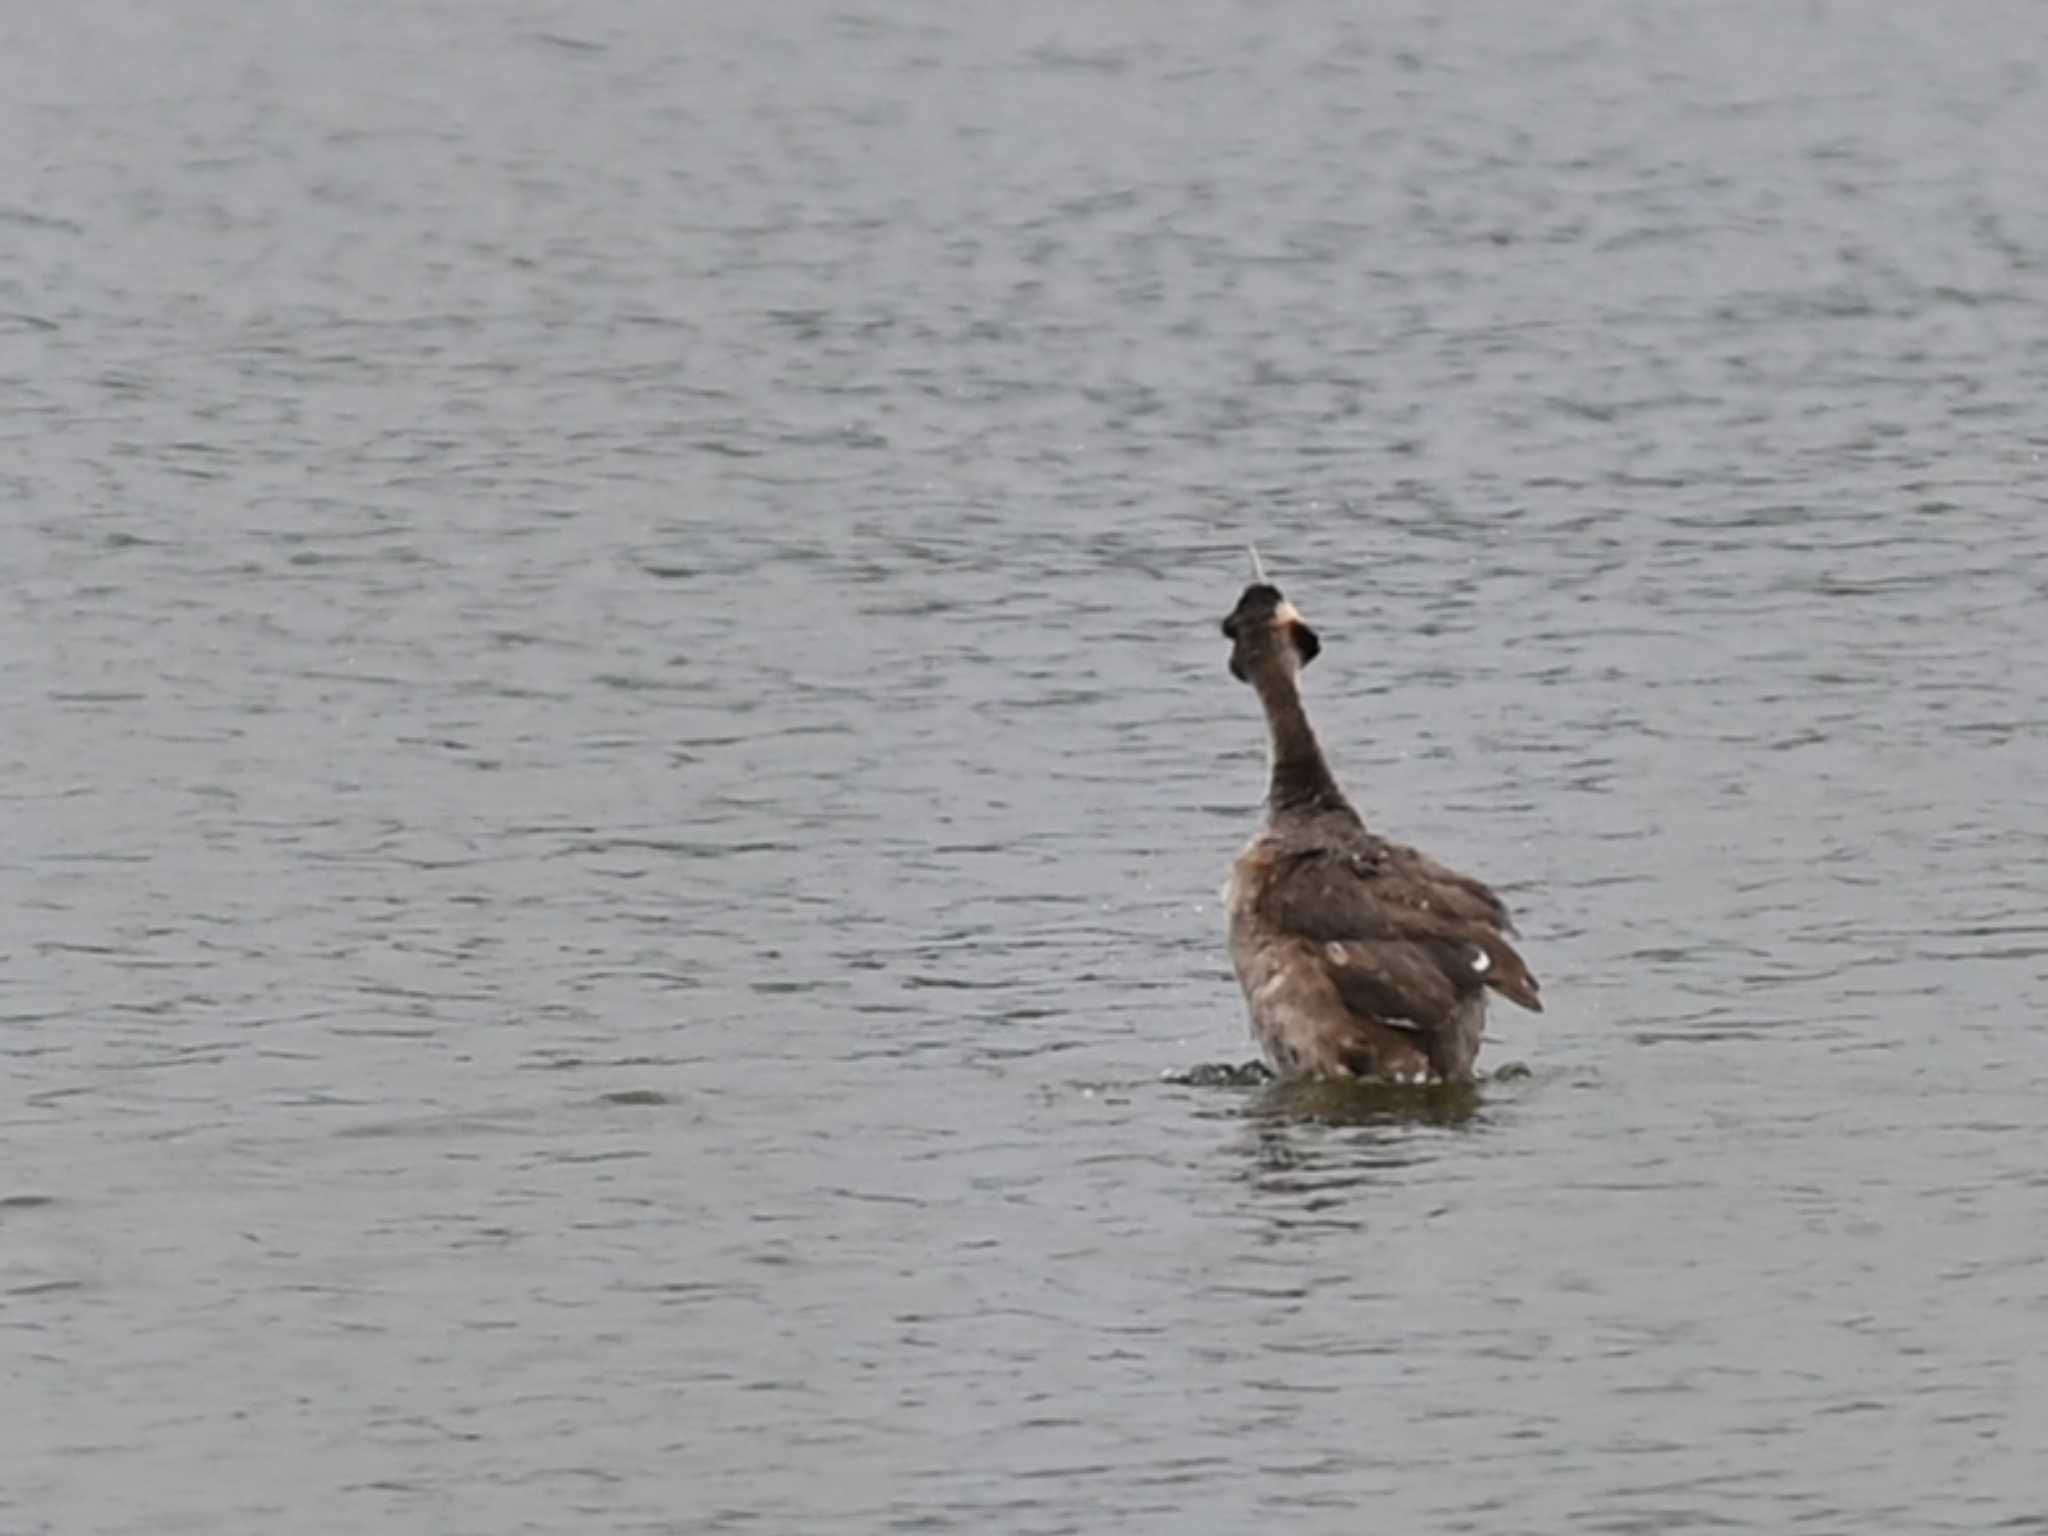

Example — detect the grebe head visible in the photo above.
[1221,581,1321,683]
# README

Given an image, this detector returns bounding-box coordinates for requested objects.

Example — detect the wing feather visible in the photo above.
[1256,839,1542,1020]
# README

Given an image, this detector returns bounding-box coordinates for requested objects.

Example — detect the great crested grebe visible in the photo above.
[1220,556,1541,1084]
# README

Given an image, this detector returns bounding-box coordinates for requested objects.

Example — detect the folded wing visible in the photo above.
[1255,834,1543,1026]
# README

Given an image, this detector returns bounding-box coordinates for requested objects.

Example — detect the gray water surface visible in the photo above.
[6,2,2048,1532]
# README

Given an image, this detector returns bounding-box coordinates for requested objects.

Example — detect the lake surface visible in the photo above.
[6,1,2048,1531]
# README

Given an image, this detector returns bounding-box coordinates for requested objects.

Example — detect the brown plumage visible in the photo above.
[1220,577,1541,1084]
